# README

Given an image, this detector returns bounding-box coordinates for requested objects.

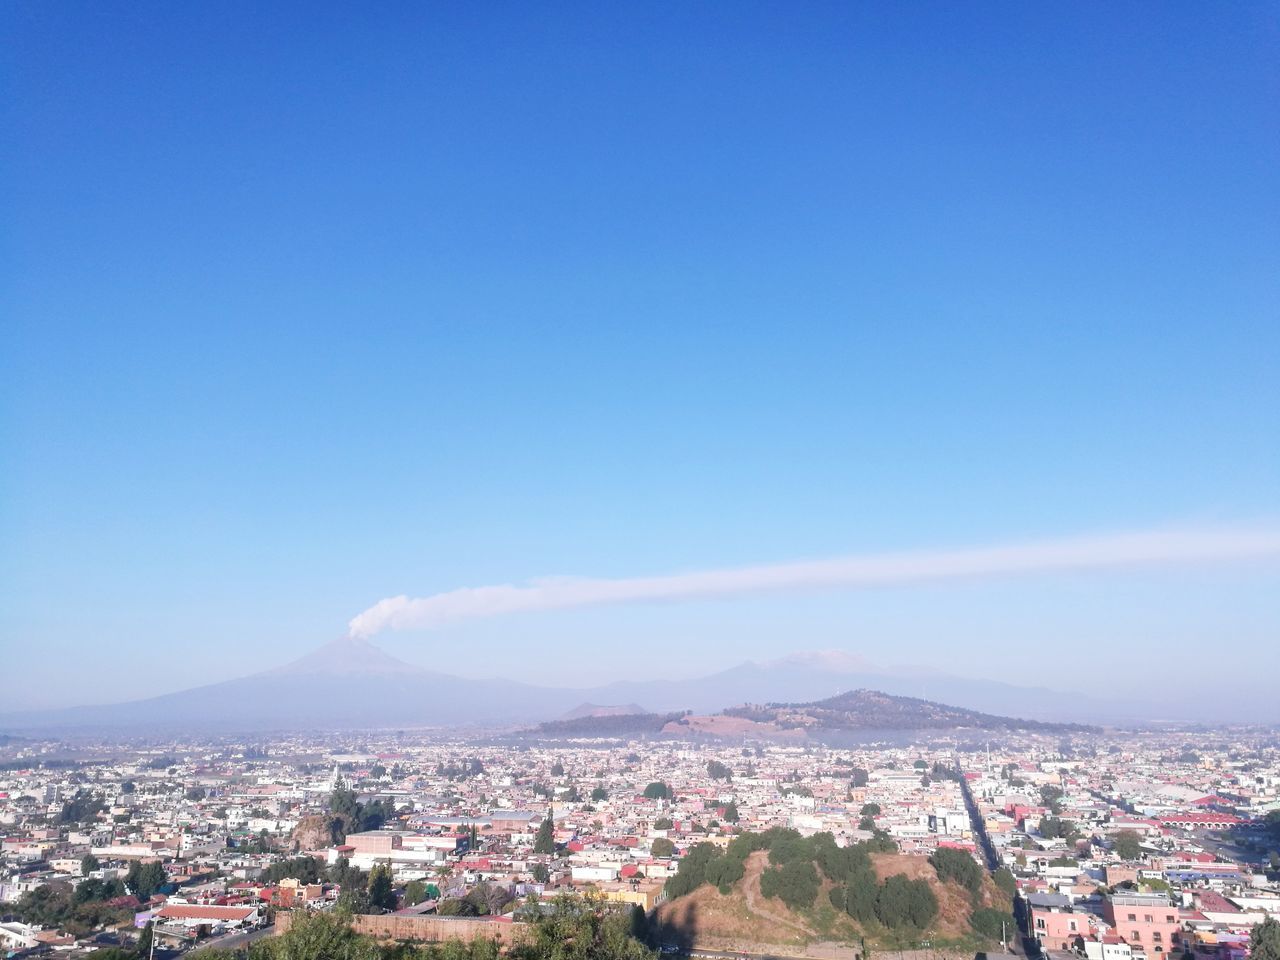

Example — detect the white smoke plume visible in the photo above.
[347,525,1280,639]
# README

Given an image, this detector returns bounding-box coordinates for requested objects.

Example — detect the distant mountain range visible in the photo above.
[0,636,1230,733]
[527,688,1094,742]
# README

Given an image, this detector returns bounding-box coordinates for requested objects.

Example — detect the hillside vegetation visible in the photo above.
[654,829,1013,951]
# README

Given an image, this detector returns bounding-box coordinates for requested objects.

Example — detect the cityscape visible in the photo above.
[4,4,1277,960]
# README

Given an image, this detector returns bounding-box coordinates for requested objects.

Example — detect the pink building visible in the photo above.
[1029,893,1101,952]
[1104,892,1182,956]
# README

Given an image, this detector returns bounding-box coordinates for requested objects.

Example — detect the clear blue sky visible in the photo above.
[2,2,1277,710]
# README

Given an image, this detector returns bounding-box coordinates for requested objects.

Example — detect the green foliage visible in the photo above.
[860,803,881,817]
[550,761,564,777]
[665,842,724,899]
[329,783,360,821]
[126,861,167,901]
[533,814,556,854]
[404,880,429,905]
[81,853,101,875]
[261,856,324,885]
[530,863,550,884]
[650,837,675,858]
[643,782,671,800]
[328,856,366,890]
[59,789,107,825]
[875,873,937,930]
[14,883,134,938]
[1040,785,1065,813]
[1037,816,1078,841]
[653,817,673,830]
[707,760,733,781]
[930,847,984,897]
[971,907,1014,942]
[992,867,1017,899]
[137,921,154,959]
[186,786,207,802]
[88,950,137,960]
[249,910,382,960]
[851,768,870,788]
[844,870,879,923]
[1113,829,1144,860]
[760,859,819,910]
[510,893,655,960]
[327,785,396,839]
[368,863,397,911]
[1250,918,1280,960]
[721,800,740,823]
[73,877,127,905]
[591,786,608,802]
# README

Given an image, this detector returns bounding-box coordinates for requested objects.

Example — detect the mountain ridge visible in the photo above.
[0,636,1221,731]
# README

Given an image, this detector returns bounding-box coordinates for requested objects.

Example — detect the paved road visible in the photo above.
[954,760,1035,958]
[197,925,274,952]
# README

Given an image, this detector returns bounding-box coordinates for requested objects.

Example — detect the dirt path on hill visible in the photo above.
[741,851,818,939]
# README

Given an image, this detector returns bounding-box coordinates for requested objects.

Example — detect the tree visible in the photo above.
[860,803,881,817]
[759,860,819,910]
[722,800,740,823]
[513,890,653,960]
[875,873,937,930]
[971,907,1014,942]
[643,782,671,801]
[534,814,556,854]
[126,861,167,901]
[851,768,870,788]
[1250,917,1280,960]
[59,790,106,825]
[931,847,983,898]
[251,907,381,960]
[993,867,1017,899]
[328,783,359,829]
[531,863,550,884]
[844,870,879,923]
[550,760,564,777]
[1113,829,1144,861]
[591,786,608,802]
[186,786,207,802]
[136,921,154,959]
[707,760,732,781]
[328,856,365,890]
[367,863,396,911]
[81,853,100,876]
[654,817,673,830]
[404,880,428,905]
[651,837,675,858]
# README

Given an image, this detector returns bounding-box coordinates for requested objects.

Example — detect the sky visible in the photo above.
[2,2,1278,713]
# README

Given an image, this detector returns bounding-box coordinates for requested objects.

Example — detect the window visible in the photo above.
[1037,919,1046,929]
[1166,916,1175,923]
[1144,915,1153,923]
[1153,933,1162,942]
[1128,914,1137,922]
[1132,931,1141,941]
